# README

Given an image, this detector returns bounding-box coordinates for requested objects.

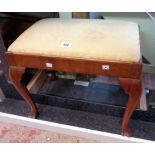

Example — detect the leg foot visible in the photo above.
[28,110,38,118]
[119,78,142,136]
[9,66,38,118]
[121,127,131,137]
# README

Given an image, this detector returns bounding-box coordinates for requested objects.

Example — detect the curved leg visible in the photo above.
[9,66,38,118]
[119,78,142,136]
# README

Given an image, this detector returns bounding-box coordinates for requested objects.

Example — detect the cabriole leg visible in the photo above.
[119,78,142,136]
[9,66,38,118]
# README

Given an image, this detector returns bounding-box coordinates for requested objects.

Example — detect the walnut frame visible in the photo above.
[6,52,142,136]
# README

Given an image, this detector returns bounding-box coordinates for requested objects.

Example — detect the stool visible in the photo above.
[6,18,142,136]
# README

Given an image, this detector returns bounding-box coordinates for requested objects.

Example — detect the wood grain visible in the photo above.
[119,78,142,136]
[6,51,142,136]
[9,66,37,118]
[6,53,142,79]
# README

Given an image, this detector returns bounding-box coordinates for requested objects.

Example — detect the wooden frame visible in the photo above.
[6,53,142,78]
[6,52,142,136]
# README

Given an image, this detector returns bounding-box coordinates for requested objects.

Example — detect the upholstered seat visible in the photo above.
[7,18,141,63]
[6,18,142,136]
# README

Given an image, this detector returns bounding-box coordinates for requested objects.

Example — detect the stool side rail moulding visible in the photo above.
[6,52,142,136]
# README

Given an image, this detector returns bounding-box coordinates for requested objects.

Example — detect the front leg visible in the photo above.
[9,66,38,118]
[119,78,142,136]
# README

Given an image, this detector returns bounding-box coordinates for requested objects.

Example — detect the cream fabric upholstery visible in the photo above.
[7,18,141,63]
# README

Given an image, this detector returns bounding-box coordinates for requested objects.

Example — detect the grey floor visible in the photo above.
[0,98,155,141]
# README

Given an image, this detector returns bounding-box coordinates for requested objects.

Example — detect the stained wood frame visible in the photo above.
[6,52,142,136]
[6,53,142,79]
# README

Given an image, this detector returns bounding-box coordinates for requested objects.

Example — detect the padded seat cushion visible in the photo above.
[7,18,141,63]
